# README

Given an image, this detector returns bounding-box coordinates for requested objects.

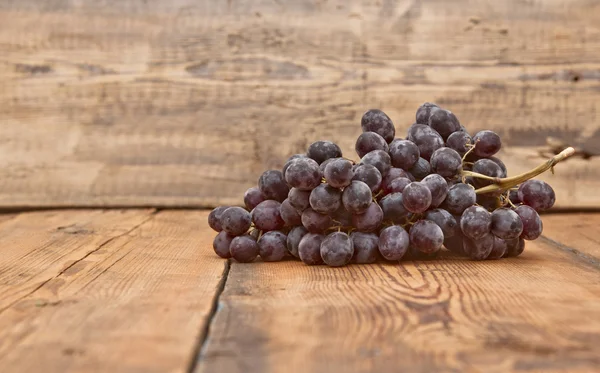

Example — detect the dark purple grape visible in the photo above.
[280,199,302,226]
[487,236,507,260]
[380,193,410,224]
[208,206,229,232]
[389,139,420,170]
[407,123,438,142]
[460,205,492,240]
[252,200,285,232]
[446,131,473,155]
[515,205,543,240]
[331,205,353,227]
[342,180,372,214]
[489,156,507,178]
[402,182,432,213]
[491,208,524,239]
[407,244,440,260]
[463,234,494,260]
[422,174,448,207]
[383,168,411,192]
[444,183,476,215]
[409,220,444,254]
[258,231,288,262]
[213,231,234,258]
[415,102,440,124]
[409,157,431,180]
[221,206,252,236]
[352,164,383,193]
[352,202,383,232]
[301,208,332,233]
[298,233,325,265]
[288,188,311,212]
[428,109,460,139]
[477,194,499,211]
[309,184,342,215]
[430,147,463,178]
[361,109,395,143]
[504,237,525,257]
[355,132,389,158]
[324,158,354,188]
[319,157,340,174]
[472,130,501,158]
[387,177,411,194]
[351,232,379,264]
[444,234,465,255]
[472,159,503,187]
[287,225,308,258]
[244,187,266,211]
[378,225,409,260]
[360,150,391,176]
[258,170,289,202]
[282,154,308,179]
[414,133,444,161]
[518,180,556,212]
[229,234,259,263]
[321,232,354,267]
[425,208,457,238]
[509,189,520,205]
[285,157,322,191]
[307,140,343,164]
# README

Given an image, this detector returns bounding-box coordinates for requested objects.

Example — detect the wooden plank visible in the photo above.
[0,210,227,373]
[0,0,599,208]
[539,213,600,264]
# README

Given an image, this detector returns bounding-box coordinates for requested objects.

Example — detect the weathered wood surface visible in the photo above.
[0,0,599,208]
[540,213,600,265]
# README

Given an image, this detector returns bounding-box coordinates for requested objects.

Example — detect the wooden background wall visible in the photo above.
[0,0,599,209]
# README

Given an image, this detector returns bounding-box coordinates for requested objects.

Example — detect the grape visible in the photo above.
[229,234,259,263]
[351,232,379,264]
[491,208,524,239]
[208,206,229,232]
[383,168,411,192]
[444,234,465,255]
[331,206,353,227]
[463,233,494,260]
[355,132,389,158]
[446,131,473,155]
[487,236,507,260]
[415,102,440,124]
[319,157,340,173]
[309,184,342,214]
[430,147,463,178]
[252,200,285,231]
[425,208,457,238]
[402,182,432,213]
[509,189,521,205]
[307,140,343,164]
[414,133,444,161]
[213,231,234,258]
[320,232,354,267]
[380,193,410,224]
[288,188,311,212]
[352,202,383,232]
[282,154,308,179]
[285,158,322,191]
[489,156,507,178]
[505,237,525,257]
[409,157,431,180]
[518,180,556,212]
[407,244,439,260]
[298,233,325,265]
[444,183,476,215]
[221,206,252,236]
[361,109,395,143]
[409,220,444,254]
[389,139,420,170]
[378,225,409,260]
[352,164,383,193]
[342,180,372,214]
[258,170,289,202]
[258,231,288,262]
[515,205,543,240]
[472,130,501,158]
[324,158,354,188]
[422,174,448,207]
[428,109,460,139]
[472,159,503,187]
[301,208,332,233]
[287,226,308,258]
[387,177,411,194]
[460,205,492,239]
[360,150,392,176]
[280,199,302,226]
[407,123,438,142]
[244,187,266,211]
[477,194,499,211]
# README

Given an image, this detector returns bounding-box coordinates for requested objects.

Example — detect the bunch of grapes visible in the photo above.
[208,103,573,266]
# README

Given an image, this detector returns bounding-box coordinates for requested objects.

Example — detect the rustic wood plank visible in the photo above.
[0,210,227,373]
[539,213,600,265]
[0,0,599,208]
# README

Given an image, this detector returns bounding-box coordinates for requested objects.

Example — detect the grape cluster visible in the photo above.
[209,103,567,266]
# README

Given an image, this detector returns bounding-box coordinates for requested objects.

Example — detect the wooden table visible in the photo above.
[1,209,598,373]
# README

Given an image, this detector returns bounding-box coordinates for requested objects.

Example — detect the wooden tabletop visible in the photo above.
[0,209,598,373]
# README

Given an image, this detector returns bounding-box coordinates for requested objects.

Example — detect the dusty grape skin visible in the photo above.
[251,200,285,232]
[422,174,448,207]
[517,180,556,212]
[378,225,409,260]
[491,208,524,239]
[352,202,383,232]
[387,177,411,194]
[280,199,302,227]
[307,140,343,164]
[409,220,444,254]
[415,102,440,124]
[352,164,383,193]
[324,158,354,188]
[380,193,410,224]
[320,232,354,267]
[221,207,252,236]
[355,132,389,158]
[351,232,380,264]
[409,157,431,180]
[509,189,521,205]
[460,205,492,240]
[361,109,395,143]
[402,182,432,213]
[414,133,444,161]
[258,231,288,262]
[301,208,333,233]
[229,235,259,263]
[309,184,342,215]
[514,205,543,240]
[443,183,476,215]
[244,187,266,211]
[319,157,340,173]
[472,130,502,158]
[444,234,465,255]
[446,131,473,155]
[360,150,392,177]
[284,158,322,191]
[383,168,411,192]
[208,206,229,232]
[472,159,504,188]
[428,109,461,139]
[258,170,289,202]
[213,231,234,258]
[504,237,525,257]
[288,188,311,212]
[430,147,463,178]
[425,208,457,238]
[287,226,308,258]
[298,233,325,265]
[463,234,494,260]
[282,154,308,179]
[487,236,508,260]
[489,156,508,178]
[389,139,420,170]
[342,180,372,214]
[407,123,439,142]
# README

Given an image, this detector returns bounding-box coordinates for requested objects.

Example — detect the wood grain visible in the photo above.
[539,213,600,264]
[1,0,599,208]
